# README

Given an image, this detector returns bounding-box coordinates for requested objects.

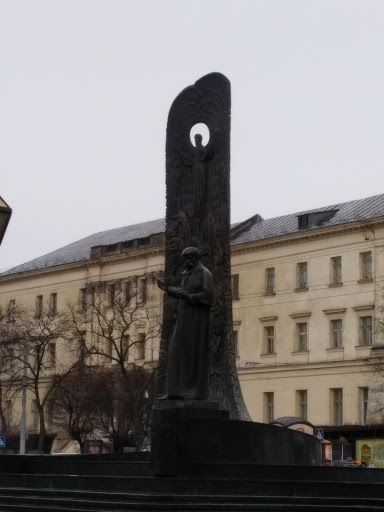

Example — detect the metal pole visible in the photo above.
[19,362,27,454]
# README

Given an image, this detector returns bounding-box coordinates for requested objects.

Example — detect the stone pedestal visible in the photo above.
[151,400,229,476]
[151,400,322,476]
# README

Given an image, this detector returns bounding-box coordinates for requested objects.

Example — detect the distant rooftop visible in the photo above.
[2,193,384,278]
[0,218,165,277]
[231,193,384,245]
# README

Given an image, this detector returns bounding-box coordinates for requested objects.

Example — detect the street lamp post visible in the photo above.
[19,362,27,455]
[0,196,12,246]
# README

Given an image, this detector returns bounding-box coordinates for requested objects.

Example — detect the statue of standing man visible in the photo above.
[157,247,214,400]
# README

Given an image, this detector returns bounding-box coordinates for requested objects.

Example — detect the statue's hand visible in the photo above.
[176,290,188,299]
[156,279,168,291]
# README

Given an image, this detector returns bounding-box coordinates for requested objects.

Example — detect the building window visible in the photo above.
[105,244,118,254]
[331,319,343,348]
[4,400,12,430]
[135,333,146,360]
[265,268,275,295]
[78,333,87,362]
[231,274,239,300]
[264,392,274,423]
[138,237,150,247]
[35,295,43,318]
[297,262,308,289]
[49,293,57,315]
[263,326,275,354]
[90,286,96,306]
[233,330,239,359]
[4,347,15,372]
[122,241,134,251]
[107,284,116,306]
[360,316,373,346]
[361,252,372,280]
[296,390,308,420]
[80,289,87,311]
[331,256,342,285]
[359,387,369,425]
[122,335,129,361]
[331,388,343,425]
[298,215,309,229]
[31,400,39,431]
[47,343,56,368]
[139,278,147,304]
[106,339,114,360]
[7,299,16,322]
[46,399,55,429]
[125,281,133,305]
[297,323,308,351]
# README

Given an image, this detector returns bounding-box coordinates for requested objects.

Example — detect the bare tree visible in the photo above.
[0,306,27,434]
[1,303,77,453]
[367,354,384,421]
[53,365,97,453]
[67,280,160,451]
[90,364,155,452]
[68,280,160,382]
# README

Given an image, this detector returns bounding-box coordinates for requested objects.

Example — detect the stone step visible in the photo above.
[13,460,153,476]
[0,474,383,498]
[0,490,383,512]
[190,462,384,483]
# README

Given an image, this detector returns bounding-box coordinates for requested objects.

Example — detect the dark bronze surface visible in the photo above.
[157,248,213,399]
[157,72,250,420]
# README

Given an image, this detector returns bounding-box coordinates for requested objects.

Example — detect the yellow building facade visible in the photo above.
[1,195,384,461]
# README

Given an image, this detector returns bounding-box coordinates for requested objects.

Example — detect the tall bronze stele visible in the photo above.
[157,72,250,420]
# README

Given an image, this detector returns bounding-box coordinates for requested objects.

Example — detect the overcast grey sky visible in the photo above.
[1,0,384,269]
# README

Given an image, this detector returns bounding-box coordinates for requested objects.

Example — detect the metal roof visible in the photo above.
[0,218,165,277]
[230,193,384,245]
[2,193,384,278]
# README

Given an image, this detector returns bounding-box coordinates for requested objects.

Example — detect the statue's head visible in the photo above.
[194,133,203,147]
[182,247,200,269]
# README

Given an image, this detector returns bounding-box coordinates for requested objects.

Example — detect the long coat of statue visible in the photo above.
[166,261,214,400]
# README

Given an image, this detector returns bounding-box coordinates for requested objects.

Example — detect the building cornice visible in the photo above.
[323,308,347,315]
[238,357,372,376]
[258,315,278,322]
[289,312,312,319]
[0,247,165,284]
[2,217,384,285]
[352,305,375,312]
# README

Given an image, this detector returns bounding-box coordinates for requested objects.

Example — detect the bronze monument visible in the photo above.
[151,73,321,476]
[157,72,249,420]
[157,247,214,400]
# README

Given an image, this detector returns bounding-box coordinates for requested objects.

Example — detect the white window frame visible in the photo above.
[297,322,308,352]
[135,333,146,361]
[360,252,372,280]
[296,390,308,420]
[331,388,343,425]
[360,316,373,346]
[265,268,275,295]
[264,392,274,423]
[331,256,342,285]
[331,319,343,348]
[359,387,369,425]
[297,262,308,289]
[264,325,275,354]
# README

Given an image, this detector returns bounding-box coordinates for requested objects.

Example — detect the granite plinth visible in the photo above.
[151,401,321,476]
[151,400,229,476]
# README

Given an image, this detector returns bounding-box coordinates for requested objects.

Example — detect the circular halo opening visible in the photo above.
[190,123,210,147]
